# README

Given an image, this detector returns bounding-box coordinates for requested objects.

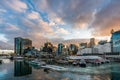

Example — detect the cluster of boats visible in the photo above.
[25,59,68,71]
[26,59,46,66]
[25,55,111,72]
[41,65,68,71]
[56,56,110,67]
[72,59,86,67]
[0,55,111,71]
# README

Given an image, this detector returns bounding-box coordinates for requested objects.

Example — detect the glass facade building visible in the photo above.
[14,37,32,55]
[14,37,22,55]
[58,43,64,55]
[89,38,95,48]
[111,30,120,53]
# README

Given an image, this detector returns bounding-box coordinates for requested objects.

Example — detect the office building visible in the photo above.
[57,43,64,55]
[14,37,32,55]
[111,30,120,53]
[68,44,78,55]
[90,38,95,47]
[88,38,95,48]
[42,42,53,53]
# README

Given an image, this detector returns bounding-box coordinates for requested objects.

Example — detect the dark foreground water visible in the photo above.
[0,59,120,80]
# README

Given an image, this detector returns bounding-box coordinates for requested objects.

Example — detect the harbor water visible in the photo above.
[0,59,120,80]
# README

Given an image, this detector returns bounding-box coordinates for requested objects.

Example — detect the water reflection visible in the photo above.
[0,59,120,80]
[14,60,32,77]
[111,66,120,80]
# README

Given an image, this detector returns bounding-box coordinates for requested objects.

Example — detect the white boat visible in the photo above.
[79,59,86,67]
[29,59,46,66]
[92,59,101,65]
[72,61,78,66]
[41,65,68,71]
[13,56,24,59]
[67,56,103,60]
[104,59,110,63]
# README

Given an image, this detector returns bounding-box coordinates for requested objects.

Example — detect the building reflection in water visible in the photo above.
[111,66,120,80]
[14,60,32,77]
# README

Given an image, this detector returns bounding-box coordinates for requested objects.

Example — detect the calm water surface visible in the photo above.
[0,59,120,80]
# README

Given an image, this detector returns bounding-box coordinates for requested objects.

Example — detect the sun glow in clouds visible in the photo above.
[64,28,92,40]
[0,0,120,48]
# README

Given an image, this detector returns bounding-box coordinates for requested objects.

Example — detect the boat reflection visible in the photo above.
[14,60,32,77]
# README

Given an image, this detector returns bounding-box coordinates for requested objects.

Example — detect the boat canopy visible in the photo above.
[67,56,102,60]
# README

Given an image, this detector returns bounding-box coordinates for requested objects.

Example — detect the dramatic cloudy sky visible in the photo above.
[0,0,120,49]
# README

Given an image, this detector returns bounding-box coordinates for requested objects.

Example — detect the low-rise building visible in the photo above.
[94,42,111,54]
[77,42,111,55]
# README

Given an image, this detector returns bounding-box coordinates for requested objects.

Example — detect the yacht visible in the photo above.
[79,59,86,67]
[14,56,24,59]
[29,59,46,66]
[41,65,68,71]
[72,61,78,66]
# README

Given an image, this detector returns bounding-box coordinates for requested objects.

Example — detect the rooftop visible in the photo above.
[112,30,120,34]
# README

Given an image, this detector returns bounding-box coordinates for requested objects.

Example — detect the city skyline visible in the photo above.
[0,0,120,49]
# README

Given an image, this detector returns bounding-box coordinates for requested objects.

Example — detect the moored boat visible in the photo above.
[79,59,86,67]
[41,65,68,71]
[28,59,46,66]
[14,56,24,59]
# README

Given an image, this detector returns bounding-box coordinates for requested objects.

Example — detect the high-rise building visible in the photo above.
[23,39,32,49]
[42,42,53,53]
[14,37,32,55]
[57,43,64,55]
[68,44,78,55]
[111,30,120,53]
[89,38,95,48]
